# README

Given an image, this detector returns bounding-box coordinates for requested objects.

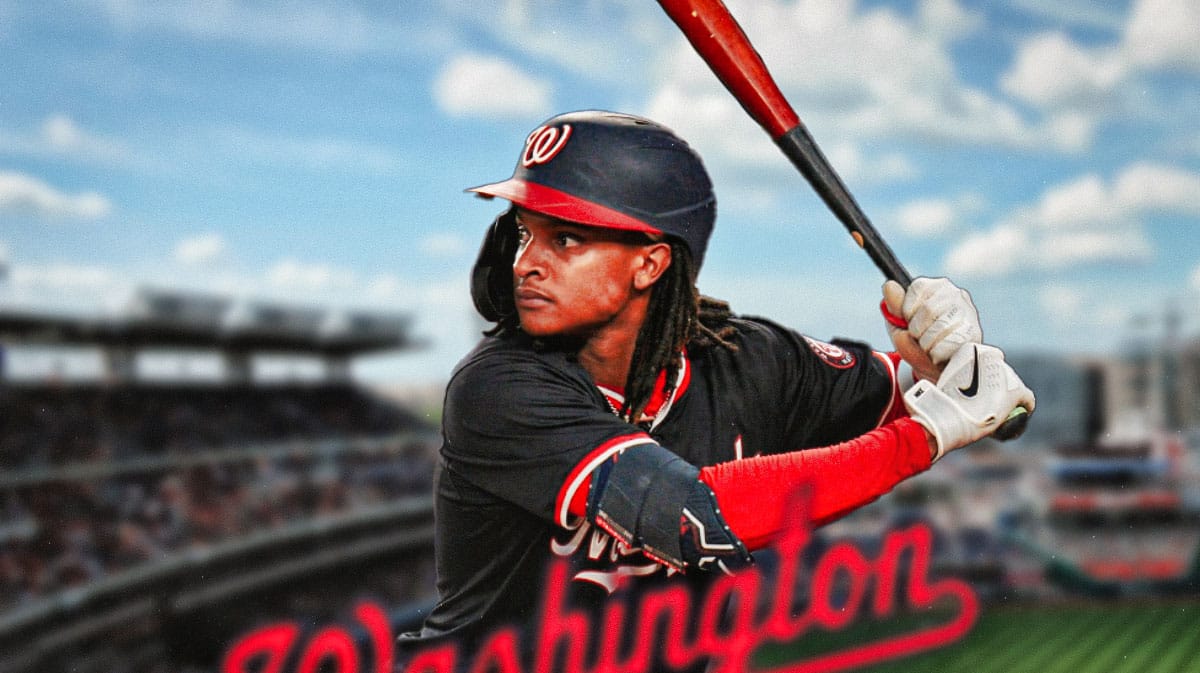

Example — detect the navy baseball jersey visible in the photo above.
[397,316,899,662]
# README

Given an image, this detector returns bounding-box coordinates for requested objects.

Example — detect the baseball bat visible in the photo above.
[656,0,1028,440]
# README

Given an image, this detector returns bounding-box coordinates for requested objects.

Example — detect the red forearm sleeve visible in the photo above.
[699,417,933,550]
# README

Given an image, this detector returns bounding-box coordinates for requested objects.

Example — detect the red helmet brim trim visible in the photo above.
[468,179,664,236]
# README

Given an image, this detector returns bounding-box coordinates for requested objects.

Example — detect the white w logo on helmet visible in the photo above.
[521,124,572,167]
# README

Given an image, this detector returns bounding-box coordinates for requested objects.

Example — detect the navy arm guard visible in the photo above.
[587,443,752,574]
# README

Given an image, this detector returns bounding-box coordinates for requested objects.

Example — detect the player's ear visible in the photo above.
[633,242,672,291]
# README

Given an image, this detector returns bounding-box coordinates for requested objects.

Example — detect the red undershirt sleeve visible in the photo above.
[699,417,932,550]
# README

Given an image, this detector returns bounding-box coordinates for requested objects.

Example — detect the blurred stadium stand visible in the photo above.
[5,292,1200,671]
[818,351,1200,604]
[0,290,439,673]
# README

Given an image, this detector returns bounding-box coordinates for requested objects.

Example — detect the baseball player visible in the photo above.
[397,111,1034,670]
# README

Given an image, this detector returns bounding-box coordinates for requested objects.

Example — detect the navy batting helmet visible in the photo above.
[469,110,717,322]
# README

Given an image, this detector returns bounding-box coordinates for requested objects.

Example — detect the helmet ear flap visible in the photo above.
[470,208,518,323]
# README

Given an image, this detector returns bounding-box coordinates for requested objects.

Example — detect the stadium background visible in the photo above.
[2,276,1198,673]
[3,1,1200,671]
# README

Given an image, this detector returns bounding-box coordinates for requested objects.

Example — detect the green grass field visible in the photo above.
[754,600,1200,673]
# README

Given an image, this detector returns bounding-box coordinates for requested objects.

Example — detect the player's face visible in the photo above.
[511,208,669,340]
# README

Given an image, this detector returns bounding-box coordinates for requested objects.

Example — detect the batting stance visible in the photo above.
[397,111,1034,667]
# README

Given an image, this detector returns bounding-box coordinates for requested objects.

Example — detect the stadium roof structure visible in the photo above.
[0,287,419,357]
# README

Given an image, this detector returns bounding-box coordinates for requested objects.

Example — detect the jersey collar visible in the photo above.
[596,352,692,431]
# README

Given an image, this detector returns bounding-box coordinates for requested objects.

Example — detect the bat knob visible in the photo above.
[992,406,1029,442]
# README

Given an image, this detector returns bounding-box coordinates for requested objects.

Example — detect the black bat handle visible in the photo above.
[775,126,1030,441]
[775,125,913,287]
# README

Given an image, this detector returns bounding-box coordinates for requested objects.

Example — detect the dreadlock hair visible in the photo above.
[621,240,737,421]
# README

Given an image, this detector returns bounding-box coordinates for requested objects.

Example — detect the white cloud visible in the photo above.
[364,273,404,300]
[265,258,357,293]
[433,53,552,119]
[174,233,228,266]
[944,224,1027,277]
[443,0,668,86]
[1044,112,1095,155]
[1022,163,1200,229]
[1032,174,1110,227]
[1001,32,1126,109]
[946,221,1150,278]
[1026,283,1137,341]
[999,0,1200,125]
[0,258,136,315]
[896,198,958,238]
[1038,285,1083,322]
[644,84,778,167]
[0,171,112,219]
[0,114,131,164]
[42,115,86,150]
[1037,229,1153,268]
[1124,0,1200,70]
[419,232,468,257]
[1113,163,1200,213]
[9,262,117,291]
[917,0,983,41]
[41,115,125,159]
[944,163,1200,277]
[825,142,918,185]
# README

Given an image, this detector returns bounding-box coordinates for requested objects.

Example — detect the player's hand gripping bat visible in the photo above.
[656,0,1029,440]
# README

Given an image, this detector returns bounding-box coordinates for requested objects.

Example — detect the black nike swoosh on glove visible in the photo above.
[958,346,980,397]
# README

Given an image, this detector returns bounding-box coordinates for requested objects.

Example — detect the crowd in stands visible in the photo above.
[0,384,438,614]
[0,384,425,469]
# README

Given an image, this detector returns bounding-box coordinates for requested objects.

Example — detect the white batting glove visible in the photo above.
[904,343,1035,462]
[883,277,982,380]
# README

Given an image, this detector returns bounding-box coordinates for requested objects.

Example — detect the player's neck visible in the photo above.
[577,330,637,389]
[576,301,649,389]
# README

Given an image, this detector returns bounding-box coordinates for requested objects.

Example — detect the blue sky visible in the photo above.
[1,0,1198,385]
